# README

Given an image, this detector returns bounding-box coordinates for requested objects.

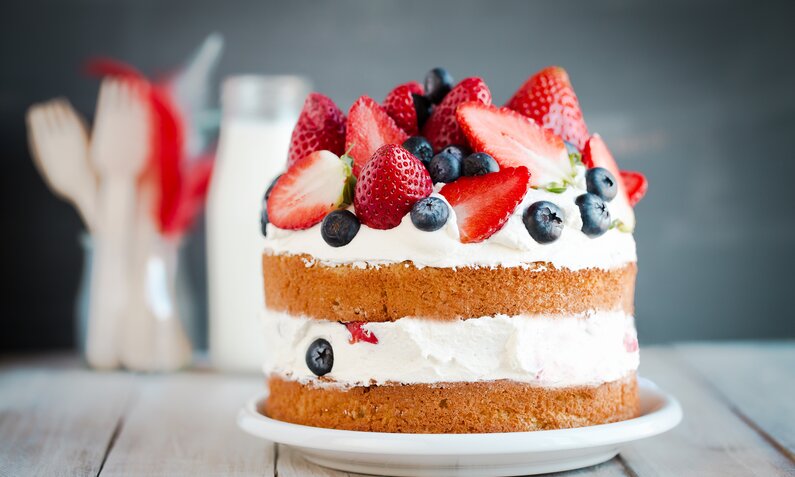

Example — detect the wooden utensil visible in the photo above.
[85,78,150,369]
[26,99,97,230]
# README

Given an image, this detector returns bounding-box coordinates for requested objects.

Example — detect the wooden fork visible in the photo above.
[26,99,97,230]
[85,78,150,369]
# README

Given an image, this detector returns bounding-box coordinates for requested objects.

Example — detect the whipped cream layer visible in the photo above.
[264,165,636,270]
[263,310,639,389]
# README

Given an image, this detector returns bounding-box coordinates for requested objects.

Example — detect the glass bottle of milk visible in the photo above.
[207,75,311,372]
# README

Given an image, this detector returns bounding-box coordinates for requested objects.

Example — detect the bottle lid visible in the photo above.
[221,75,312,121]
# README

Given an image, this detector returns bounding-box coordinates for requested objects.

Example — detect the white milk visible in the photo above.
[207,76,311,371]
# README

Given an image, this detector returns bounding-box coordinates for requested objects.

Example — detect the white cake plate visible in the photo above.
[237,377,681,477]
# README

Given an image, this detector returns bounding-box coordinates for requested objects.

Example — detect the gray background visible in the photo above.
[2,0,794,350]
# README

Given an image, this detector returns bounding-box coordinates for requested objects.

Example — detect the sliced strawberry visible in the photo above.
[345,322,379,344]
[440,166,530,243]
[620,171,648,207]
[345,96,409,177]
[267,150,354,230]
[383,81,423,135]
[422,77,491,152]
[582,134,636,228]
[457,102,571,187]
[287,93,346,168]
[354,144,432,230]
[506,66,589,150]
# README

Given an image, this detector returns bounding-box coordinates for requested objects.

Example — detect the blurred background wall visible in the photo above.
[2,0,794,350]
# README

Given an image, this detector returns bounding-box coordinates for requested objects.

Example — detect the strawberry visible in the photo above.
[383,81,423,135]
[457,102,572,187]
[345,96,409,177]
[422,77,491,152]
[440,166,530,243]
[582,134,636,228]
[620,171,648,207]
[505,66,590,150]
[287,93,346,168]
[354,144,432,230]
[345,322,379,344]
[267,150,354,230]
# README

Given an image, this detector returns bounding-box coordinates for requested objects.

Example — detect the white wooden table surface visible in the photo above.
[1,342,793,477]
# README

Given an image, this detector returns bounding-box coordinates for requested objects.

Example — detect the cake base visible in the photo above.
[262,253,636,322]
[263,373,639,433]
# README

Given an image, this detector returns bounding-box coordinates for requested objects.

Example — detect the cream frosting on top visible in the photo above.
[262,310,639,388]
[264,165,636,270]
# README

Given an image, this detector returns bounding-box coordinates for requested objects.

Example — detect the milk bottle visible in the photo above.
[207,75,311,371]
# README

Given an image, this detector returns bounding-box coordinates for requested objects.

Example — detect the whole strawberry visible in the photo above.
[506,66,589,150]
[287,93,346,168]
[354,144,432,229]
[383,81,423,135]
[422,77,492,152]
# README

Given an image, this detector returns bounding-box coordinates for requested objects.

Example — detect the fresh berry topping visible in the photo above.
[429,152,461,183]
[413,94,433,130]
[260,173,283,236]
[440,144,471,161]
[457,102,571,186]
[410,197,450,232]
[383,81,424,135]
[624,330,639,353]
[582,134,636,227]
[354,144,433,229]
[523,201,565,244]
[305,338,333,376]
[505,66,590,150]
[586,167,618,201]
[424,67,454,104]
[422,77,492,152]
[575,193,611,237]
[287,93,346,168]
[402,136,434,167]
[267,150,354,230]
[321,209,361,247]
[440,166,530,243]
[346,96,409,176]
[345,322,379,344]
[462,152,499,177]
[619,171,648,207]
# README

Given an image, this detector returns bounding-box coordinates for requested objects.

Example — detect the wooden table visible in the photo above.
[1,342,793,476]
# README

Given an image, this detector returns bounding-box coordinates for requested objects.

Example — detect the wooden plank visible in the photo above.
[556,457,632,476]
[620,347,795,476]
[675,342,795,459]
[0,357,133,477]
[99,373,273,477]
[276,444,352,477]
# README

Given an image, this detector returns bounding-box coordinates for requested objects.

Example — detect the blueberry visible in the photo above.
[305,338,334,376]
[585,167,618,201]
[462,152,499,176]
[410,197,449,231]
[523,201,565,244]
[321,210,360,247]
[575,193,611,237]
[402,136,434,168]
[412,94,433,130]
[424,67,454,104]
[428,152,461,183]
[260,173,283,237]
[440,144,471,161]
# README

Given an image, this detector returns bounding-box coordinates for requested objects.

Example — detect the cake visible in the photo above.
[258,66,648,433]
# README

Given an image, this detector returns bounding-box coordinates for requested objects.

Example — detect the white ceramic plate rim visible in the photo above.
[238,376,682,456]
